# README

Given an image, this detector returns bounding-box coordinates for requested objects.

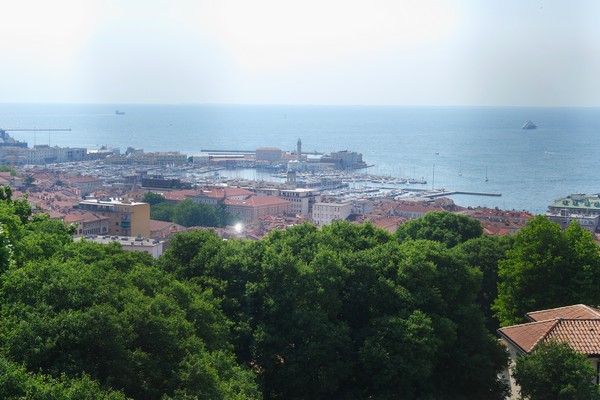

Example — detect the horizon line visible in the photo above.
[2,102,600,109]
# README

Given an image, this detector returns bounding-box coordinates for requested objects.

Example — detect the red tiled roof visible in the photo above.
[149,219,185,232]
[501,318,600,355]
[498,319,558,353]
[224,196,289,207]
[67,176,102,183]
[63,211,109,224]
[545,319,600,355]
[163,189,199,201]
[499,304,600,355]
[526,304,600,322]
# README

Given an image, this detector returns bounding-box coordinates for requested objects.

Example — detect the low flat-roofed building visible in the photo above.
[256,147,282,162]
[78,235,164,258]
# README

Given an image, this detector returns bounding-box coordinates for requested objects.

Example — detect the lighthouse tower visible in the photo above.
[297,139,302,161]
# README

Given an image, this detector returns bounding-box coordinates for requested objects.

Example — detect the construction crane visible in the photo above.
[0,128,72,147]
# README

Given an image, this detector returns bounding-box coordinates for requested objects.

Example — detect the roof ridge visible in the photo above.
[530,319,561,352]
[527,303,592,315]
[499,318,562,330]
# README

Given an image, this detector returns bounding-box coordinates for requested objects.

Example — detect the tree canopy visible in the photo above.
[494,216,600,326]
[11,184,600,399]
[150,199,232,228]
[514,341,600,400]
[396,211,483,247]
[160,221,509,399]
[0,186,259,400]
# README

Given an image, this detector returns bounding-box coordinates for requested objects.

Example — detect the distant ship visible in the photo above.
[115,110,125,115]
[522,120,537,130]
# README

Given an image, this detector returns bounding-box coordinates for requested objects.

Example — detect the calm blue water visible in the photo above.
[2,103,600,214]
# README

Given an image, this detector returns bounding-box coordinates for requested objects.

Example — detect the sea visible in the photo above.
[2,103,600,215]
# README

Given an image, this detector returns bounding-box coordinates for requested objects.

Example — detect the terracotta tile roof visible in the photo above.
[149,219,185,232]
[498,319,558,353]
[499,304,600,355]
[198,187,254,199]
[545,319,600,355]
[66,176,102,183]
[224,196,289,207]
[62,211,110,224]
[526,304,600,322]
[163,189,199,201]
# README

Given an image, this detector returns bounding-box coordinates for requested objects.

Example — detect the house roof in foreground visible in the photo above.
[498,304,600,355]
[526,304,600,322]
[500,318,600,355]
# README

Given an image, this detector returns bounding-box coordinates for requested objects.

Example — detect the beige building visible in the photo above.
[65,175,104,196]
[312,201,353,227]
[256,147,282,162]
[63,211,111,236]
[78,197,150,237]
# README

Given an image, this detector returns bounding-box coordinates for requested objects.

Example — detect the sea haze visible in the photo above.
[1,103,600,215]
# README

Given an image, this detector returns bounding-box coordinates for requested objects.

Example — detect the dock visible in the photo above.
[404,188,501,198]
[428,190,502,198]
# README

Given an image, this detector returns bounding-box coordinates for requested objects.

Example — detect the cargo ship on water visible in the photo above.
[0,129,28,148]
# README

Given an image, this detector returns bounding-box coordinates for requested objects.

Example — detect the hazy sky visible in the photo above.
[1,0,599,106]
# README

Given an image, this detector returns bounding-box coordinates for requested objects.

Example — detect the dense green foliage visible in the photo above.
[150,198,232,228]
[142,191,167,206]
[6,186,600,400]
[159,221,509,399]
[494,216,600,326]
[514,341,600,400]
[0,187,260,400]
[0,356,128,399]
[455,235,512,331]
[396,211,483,247]
[0,166,18,176]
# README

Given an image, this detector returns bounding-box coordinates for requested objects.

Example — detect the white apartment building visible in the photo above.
[312,201,353,227]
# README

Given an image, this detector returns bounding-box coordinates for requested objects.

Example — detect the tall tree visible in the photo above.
[454,235,513,332]
[0,240,260,400]
[142,191,166,206]
[514,341,600,400]
[396,211,483,247]
[494,216,600,326]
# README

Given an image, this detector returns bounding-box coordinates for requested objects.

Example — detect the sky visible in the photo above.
[1,0,599,106]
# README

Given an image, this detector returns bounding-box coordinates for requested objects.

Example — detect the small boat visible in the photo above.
[115,110,125,115]
[522,120,537,129]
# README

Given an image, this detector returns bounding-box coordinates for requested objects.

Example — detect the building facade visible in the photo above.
[312,201,353,226]
[78,197,151,237]
[278,188,321,216]
[546,193,600,232]
[224,196,289,223]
